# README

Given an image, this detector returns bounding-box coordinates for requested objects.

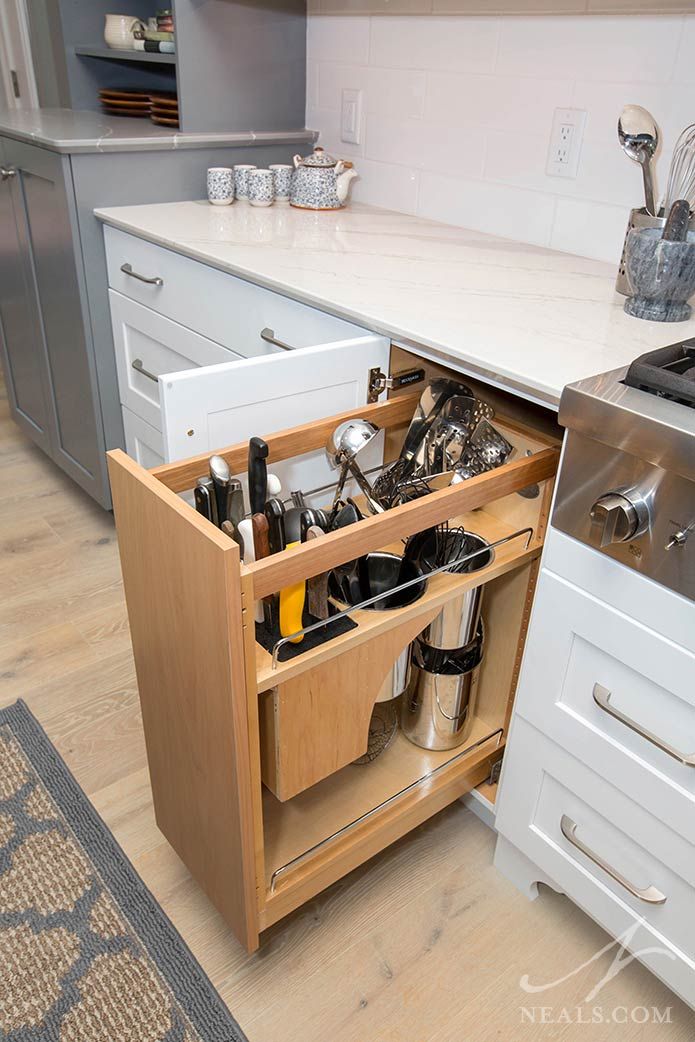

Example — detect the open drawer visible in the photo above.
[110,287,392,482]
[107,381,560,953]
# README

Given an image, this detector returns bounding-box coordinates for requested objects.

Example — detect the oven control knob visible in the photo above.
[589,492,645,548]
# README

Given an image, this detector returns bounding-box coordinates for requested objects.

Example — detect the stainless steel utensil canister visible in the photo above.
[418,532,492,651]
[401,625,484,751]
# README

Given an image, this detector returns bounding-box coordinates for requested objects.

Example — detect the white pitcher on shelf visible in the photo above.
[104,13,146,50]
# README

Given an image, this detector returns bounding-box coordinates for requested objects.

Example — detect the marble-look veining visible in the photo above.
[0,109,317,155]
[94,200,695,406]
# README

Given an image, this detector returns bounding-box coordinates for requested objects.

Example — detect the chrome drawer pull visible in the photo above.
[560,815,666,906]
[260,327,293,352]
[593,683,695,767]
[120,262,164,286]
[132,358,158,383]
[1,167,16,181]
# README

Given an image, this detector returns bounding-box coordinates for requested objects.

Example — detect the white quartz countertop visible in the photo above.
[0,109,316,154]
[94,199,695,407]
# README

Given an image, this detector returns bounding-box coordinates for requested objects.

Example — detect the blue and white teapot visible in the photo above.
[290,146,357,210]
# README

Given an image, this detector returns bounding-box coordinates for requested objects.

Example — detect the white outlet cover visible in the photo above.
[341,88,362,146]
[546,107,587,180]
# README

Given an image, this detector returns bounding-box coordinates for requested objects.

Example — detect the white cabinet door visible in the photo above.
[160,333,391,497]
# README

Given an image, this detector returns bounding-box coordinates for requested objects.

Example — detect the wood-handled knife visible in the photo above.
[252,513,275,630]
[305,524,329,621]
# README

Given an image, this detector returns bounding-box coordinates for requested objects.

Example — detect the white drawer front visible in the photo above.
[122,407,164,468]
[515,568,695,838]
[104,225,368,358]
[541,527,695,654]
[497,720,695,1001]
[110,291,241,431]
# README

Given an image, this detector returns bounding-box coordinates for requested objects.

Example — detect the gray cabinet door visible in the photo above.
[3,139,106,497]
[0,141,53,451]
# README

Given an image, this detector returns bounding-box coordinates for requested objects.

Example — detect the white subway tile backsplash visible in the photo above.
[417,172,557,246]
[318,64,427,118]
[425,72,572,135]
[306,106,366,158]
[307,15,371,64]
[496,15,683,83]
[307,13,694,262]
[350,158,421,212]
[365,112,486,175]
[369,15,499,73]
[551,197,629,263]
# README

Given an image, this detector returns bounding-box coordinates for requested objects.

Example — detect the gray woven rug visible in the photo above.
[0,699,249,1042]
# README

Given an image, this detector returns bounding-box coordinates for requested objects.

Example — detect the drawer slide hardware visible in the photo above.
[368,365,425,403]
[560,815,666,905]
[132,358,158,383]
[120,262,164,287]
[593,683,695,767]
[270,727,504,893]
[260,328,293,352]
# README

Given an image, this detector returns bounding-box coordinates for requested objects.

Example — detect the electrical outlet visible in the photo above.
[546,108,587,179]
[341,88,362,146]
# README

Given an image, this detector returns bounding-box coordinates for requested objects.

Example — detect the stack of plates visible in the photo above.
[99,88,151,118]
[150,92,179,128]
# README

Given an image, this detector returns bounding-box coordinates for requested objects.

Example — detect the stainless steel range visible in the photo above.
[552,337,695,601]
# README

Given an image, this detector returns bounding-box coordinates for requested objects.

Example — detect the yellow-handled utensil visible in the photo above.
[279,540,305,644]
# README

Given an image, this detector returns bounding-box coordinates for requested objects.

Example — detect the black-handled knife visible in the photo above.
[248,437,269,516]
[264,497,286,555]
[194,475,218,526]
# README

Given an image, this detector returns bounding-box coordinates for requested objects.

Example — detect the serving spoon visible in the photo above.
[618,105,659,216]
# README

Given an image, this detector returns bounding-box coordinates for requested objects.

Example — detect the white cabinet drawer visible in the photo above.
[109,282,391,486]
[104,225,368,359]
[122,407,164,469]
[497,720,695,1003]
[542,527,695,654]
[514,568,695,840]
[110,291,241,432]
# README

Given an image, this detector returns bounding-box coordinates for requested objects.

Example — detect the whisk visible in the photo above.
[663,124,695,213]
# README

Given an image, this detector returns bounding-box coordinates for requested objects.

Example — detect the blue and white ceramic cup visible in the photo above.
[233,164,257,203]
[269,164,292,204]
[207,167,234,206]
[248,168,275,208]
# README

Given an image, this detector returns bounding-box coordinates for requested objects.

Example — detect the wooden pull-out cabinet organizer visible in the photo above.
[107,373,560,952]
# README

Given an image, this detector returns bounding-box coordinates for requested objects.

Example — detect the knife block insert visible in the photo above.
[255,608,356,660]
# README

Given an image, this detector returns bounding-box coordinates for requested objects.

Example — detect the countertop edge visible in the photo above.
[94,207,562,410]
[0,125,318,154]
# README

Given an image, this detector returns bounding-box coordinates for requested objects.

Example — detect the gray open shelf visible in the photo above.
[32,0,306,135]
[74,46,176,65]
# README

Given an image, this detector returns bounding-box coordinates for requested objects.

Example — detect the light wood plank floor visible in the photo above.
[1,378,693,1041]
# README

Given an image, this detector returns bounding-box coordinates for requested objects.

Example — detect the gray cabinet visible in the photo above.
[0,143,53,451]
[0,139,107,500]
[0,128,314,508]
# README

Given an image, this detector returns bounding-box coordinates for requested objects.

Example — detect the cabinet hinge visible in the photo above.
[368,365,425,403]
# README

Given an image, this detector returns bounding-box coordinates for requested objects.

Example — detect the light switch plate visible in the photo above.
[546,108,587,179]
[341,88,362,146]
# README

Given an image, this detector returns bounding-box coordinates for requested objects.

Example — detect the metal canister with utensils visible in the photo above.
[402,528,491,750]
[402,624,484,751]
